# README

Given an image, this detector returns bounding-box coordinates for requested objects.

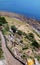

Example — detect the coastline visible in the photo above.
[0,11,40,33]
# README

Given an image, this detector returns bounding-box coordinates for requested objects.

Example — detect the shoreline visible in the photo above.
[0,11,40,32]
[0,11,40,21]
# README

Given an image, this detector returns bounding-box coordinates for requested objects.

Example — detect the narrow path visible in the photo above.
[0,31,23,65]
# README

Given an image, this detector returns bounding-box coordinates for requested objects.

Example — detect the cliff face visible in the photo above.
[0,12,40,33]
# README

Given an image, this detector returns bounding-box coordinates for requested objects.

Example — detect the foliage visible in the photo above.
[28,33,34,38]
[22,46,28,50]
[25,33,35,42]
[23,32,27,36]
[0,17,7,26]
[35,55,40,62]
[2,24,9,34]
[11,25,17,33]
[20,40,23,43]
[32,40,39,48]
[17,30,23,35]
[0,48,3,59]
[4,24,9,31]
[21,53,27,59]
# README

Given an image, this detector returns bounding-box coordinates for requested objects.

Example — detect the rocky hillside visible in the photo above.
[0,12,40,64]
[0,12,40,33]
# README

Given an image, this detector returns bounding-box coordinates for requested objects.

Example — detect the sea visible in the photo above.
[0,0,40,20]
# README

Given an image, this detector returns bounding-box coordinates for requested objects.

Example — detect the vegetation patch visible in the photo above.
[32,40,39,48]
[11,25,17,33]
[0,17,7,26]
[0,16,40,63]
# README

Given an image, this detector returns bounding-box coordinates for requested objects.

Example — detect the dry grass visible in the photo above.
[5,16,40,44]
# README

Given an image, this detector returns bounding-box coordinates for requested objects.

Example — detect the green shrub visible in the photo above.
[0,22,2,26]
[0,17,7,26]
[25,34,29,39]
[17,30,23,35]
[11,25,17,33]
[23,32,27,36]
[20,40,23,43]
[21,54,27,59]
[22,46,28,50]
[0,48,3,59]
[28,33,34,38]
[32,40,39,48]
[37,56,40,61]
[25,33,35,42]
[35,55,40,61]
[4,24,9,31]
[2,24,9,34]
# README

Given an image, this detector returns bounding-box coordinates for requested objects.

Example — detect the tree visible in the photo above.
[32,40,39,48]
[0,17,7,26]
[11,25,17,33]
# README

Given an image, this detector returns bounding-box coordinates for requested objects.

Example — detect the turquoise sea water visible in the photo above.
[0,0,40,20]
